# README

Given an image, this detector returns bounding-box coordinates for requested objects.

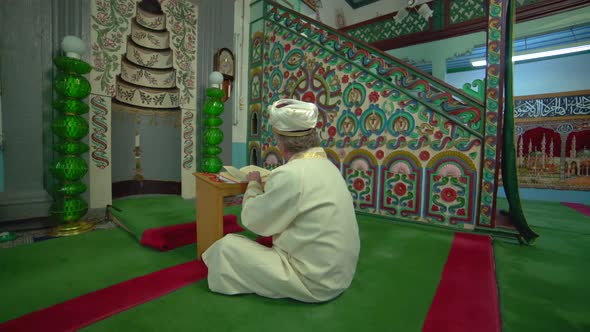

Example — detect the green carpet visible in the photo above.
[83,215,454,331]
[497,199,590,235]
[110,195,253,238]
[110,196,194,237]
[0,228,196,323]
[494,199,590,332]
[7,197,588,331]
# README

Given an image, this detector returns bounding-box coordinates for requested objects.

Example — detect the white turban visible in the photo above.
[268,99,318,137]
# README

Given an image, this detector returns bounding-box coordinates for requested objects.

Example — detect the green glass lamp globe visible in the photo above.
[53,141,89,155]
[51,156,88,182]
[202,156,223,173]
[56,182,88,196]
[54,72,91,99]
[52,115,89,140]
[53,99,89,115]
[50,196,89,223]
[204,88,225,116]
[203,128,224,146]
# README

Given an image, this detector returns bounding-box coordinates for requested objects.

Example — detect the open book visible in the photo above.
[219,165,271,183]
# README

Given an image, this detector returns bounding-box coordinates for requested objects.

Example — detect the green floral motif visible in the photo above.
[347,11,429,44]
[383,170,418,217]
[249,1,496,229]
[479,0,504,226]
[266,7,484,135]
[345,169,375,211]
[91,0,136,96]
[163,0,198,107]
[91,0,197,108]
[137,11,165,30]
[428,175,471,224]
[449,0,486,24]
[462,79,485,102]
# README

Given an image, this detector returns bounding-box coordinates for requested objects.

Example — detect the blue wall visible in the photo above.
[446,52,590,95]
[447,53,590,203]
[232,142,247,169]
[498,188,589,204]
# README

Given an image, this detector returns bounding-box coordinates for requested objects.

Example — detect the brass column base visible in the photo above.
[49,220,96,237]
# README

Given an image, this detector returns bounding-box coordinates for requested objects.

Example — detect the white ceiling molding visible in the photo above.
[395,0,434,23]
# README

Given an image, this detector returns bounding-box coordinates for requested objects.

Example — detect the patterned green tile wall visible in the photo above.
[347,12,430,45]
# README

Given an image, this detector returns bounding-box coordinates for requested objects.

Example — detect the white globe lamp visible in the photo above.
[61,36,87,59]
[209,71,224,88]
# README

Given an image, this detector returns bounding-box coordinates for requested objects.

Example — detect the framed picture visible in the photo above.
[499,90,590,191]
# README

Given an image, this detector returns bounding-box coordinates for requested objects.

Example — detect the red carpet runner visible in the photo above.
[140,215,243,251]
[0,227,270,331]
[0,260,208,332]
[561,202,590,218]
[422,233,500,332]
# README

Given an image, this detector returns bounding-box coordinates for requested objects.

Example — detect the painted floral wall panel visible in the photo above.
[90,0,197,109]
[89,0,199,203]
[248,17,485,229]
[91,0,136,97]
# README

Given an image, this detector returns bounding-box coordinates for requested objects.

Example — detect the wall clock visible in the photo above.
[214,48,235,102]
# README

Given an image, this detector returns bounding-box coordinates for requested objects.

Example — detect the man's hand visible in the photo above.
[246,171,262,184]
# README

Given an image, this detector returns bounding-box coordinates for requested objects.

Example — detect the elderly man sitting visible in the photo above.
[202,99,360,303]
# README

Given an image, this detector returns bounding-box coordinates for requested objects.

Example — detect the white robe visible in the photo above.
[202,147,360,303]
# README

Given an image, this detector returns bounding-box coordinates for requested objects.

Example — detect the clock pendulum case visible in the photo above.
[213,48,235,102]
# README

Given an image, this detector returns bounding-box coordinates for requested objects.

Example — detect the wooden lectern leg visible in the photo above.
[194,172,248,260]
[196,187,225,258]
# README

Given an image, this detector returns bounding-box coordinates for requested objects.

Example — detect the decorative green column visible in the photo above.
[501,0,538,244]
[201,72,225,173]
[49,36,95,236]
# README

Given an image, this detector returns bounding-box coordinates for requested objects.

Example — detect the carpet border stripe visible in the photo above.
[561,202,590,218]
[0,260,207,332]
[422,232,501,332]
